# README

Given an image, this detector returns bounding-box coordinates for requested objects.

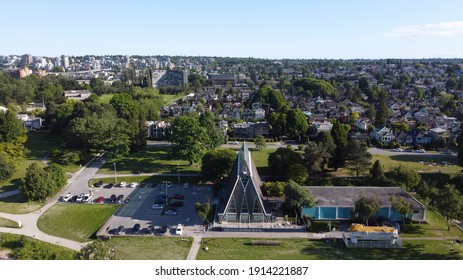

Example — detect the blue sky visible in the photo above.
[2,0,463,59]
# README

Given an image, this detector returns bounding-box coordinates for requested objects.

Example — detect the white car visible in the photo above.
[166,181,173,188]
[392,148,403,152]
[183,183,189,189]
[152,204,163,209]
[82,195,93,202]
[416,149,426,153]
[119,182,127,187]
[62,193,73,202]
[129,182,137,188]
[175,224,183,235]
[76,193,85,202]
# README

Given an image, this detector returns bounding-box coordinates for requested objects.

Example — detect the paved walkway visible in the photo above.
[187,236,203,260]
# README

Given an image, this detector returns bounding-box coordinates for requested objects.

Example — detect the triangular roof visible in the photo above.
[217,142,271,223]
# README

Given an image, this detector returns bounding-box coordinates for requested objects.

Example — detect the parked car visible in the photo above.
[94,180,104,188]
[160,225,168,234]
[170,201,184,207]
[119,182,127,187]
[416,149,426,153]
[132,223,141,233]
[147,225,155,234]
[173,194,184,199]
[69,195,78,202]
[117,194,124,203]
[392,148,403,152]
[76,193,85,202]
[183,183,189,189]
[156,194,167,199]
[62,193,73,202]
[116,225,125,235]
[139,182,146,188]
[109,194,117,203]
[165,209,178,215]
[154,199,166,204]
[105,183,114,189]
[82,195,93,202]
[96,196,105,203]
[405,148,413,152]
[166,181,173,188]
[152,204,163,209]
[128,182,137,188]
[442,150,453,155]
[175,224,183,235]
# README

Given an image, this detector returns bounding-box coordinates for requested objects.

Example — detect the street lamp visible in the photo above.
[114,162,117,184]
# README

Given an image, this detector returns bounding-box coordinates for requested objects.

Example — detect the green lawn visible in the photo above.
[0,217,20,228]
[97,146,200,175]
[37,204,118,242]
[105,237,192,260]
[99,93,115,104]
[400,210,463,238]
[372,154,461,173]
[0,194,43,214]
[161,94,184,106]
[250,148,275,175]
[0,233,75,260]
[196,238,463,260]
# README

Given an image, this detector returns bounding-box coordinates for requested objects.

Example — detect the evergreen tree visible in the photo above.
[345,140,372,178]
[330,120,348,170]
[370,160,385,180]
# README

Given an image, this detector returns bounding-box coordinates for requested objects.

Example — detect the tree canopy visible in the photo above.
[284,180,314,217]
[20,163,67,201]
[352,195,380,225]
[345,140,372,178]
[201,149,236,181]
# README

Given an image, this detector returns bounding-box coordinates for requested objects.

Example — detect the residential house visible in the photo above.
[354,118,370,131]
[254,108,265,120]
[232,122,271,138]
[370,126,394,143]
[415,131,433,145]
[310,121,333,135]
[147,120,171,139]
[16,114,42,130]
[429,128,451,142]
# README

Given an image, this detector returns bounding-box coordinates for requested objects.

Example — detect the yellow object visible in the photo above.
[349,223,395,233]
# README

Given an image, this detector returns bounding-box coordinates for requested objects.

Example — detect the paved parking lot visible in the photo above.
[101,183,213,236]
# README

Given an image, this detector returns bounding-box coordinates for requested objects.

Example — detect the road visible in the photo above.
[367,147,456,157]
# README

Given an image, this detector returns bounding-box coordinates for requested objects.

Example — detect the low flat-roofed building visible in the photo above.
[64,90,92,101]
[301,186,426,222]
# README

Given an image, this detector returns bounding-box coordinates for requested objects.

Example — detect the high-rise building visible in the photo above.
[22,53,33,65]
[61,55,69,68]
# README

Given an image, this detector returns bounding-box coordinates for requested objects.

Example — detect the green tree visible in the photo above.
[0,154,15,180]
[435,184,463,231]
[387,165,421,191]
[0,110,27,142]
[304,141,331,180]
[457,132,463,166]
[345,140,372,178]
[389,195,412,228]
[268,147,303,178]
[195,201,212,223]
[199,111,224,149]
[370,160,385,181]
[286,108,308,141]
[77,240,112,260]
[171,116,207,165]
[286,163,308,184]
[110,93,136,118]
[254,136,266,150]
[330,120,348,170]
[201,149,236,181]
[375,90,389,127]
[284,180,314,218]
[352,195,380,225]
[261,181,285,197]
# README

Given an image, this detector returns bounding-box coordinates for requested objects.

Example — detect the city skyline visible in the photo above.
[2,0,463,59]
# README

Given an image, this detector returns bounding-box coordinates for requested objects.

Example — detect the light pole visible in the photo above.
[114,162,117,184]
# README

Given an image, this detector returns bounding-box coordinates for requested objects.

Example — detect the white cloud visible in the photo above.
[384,21,463,37]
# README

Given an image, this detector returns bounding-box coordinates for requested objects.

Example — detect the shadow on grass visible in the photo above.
[0,194,29,204]
[301,239,459,260]
[390,154,457,164]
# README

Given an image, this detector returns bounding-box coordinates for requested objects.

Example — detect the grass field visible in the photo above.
[196,238,463,260]
[0,217,20,228]
[161,94,183,106]
[37,204,118,242]
[0,194,43,214]
[99,93,115,104]
[97,146,200,175]
[372,154,460,173]
[104,237,192,260]
[250,148,275,175]
[400,210,463,238]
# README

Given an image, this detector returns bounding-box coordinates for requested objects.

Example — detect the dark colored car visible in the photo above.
[94,180,104,188]
[69,195,78,202]
[170,201,184,207]
[160,225,168,234]
[132,223,141,233]
[154,198,166,204]
[173,194,184,199]
[156,194,167,199]
[146,225,155,234]
[116,225,125,235]
[105,183,114,189]
[116,194,124,203]
[139,182,146,188]
[109,194,117,203]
